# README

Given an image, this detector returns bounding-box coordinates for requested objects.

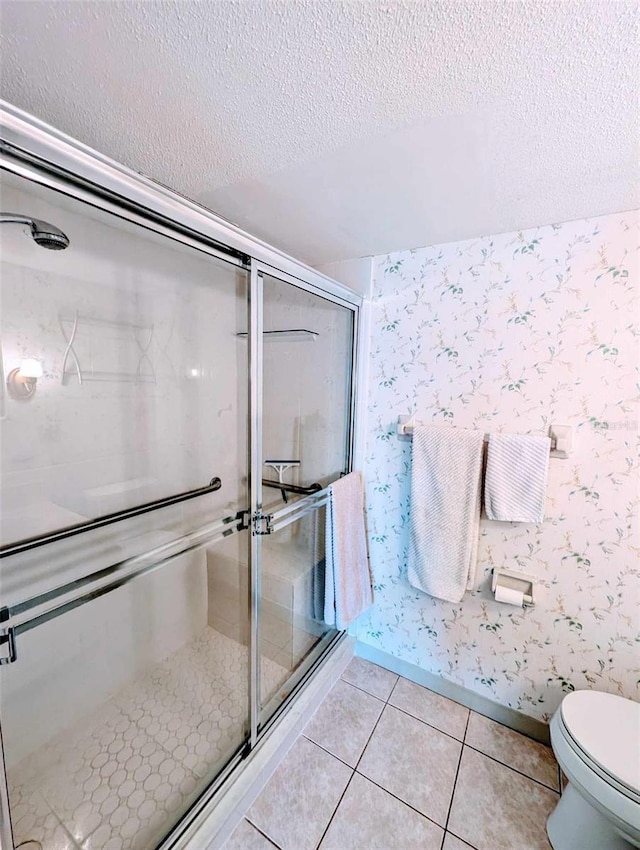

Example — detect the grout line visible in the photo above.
[313,769,356,850]
[353,700,388,773]
[354,769,447,833]
[385,674,401,704]
[301,734,356,771]
[384,702,468,744]
[462,708,472,743]
[305,707,454,836]
[463,744,560,794]
[339,675,397,704]
[245,814,283,849]
[442,710,470,835]
[377,698,557,794]
[354,663,477,714]
[246,819,282,848]
[445,829,480,849]
[337,677,387,707]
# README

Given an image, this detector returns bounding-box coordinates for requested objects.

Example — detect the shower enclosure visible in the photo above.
[0,104,360,850]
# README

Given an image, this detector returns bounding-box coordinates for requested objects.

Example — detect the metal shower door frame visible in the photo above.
[248,261,359,735]
[0,103,362,850]
[248,261,263,748]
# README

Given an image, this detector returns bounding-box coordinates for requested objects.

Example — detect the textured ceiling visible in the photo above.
[1,1,638,265]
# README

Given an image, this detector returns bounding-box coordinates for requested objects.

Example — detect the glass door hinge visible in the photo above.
[252,513,273,535]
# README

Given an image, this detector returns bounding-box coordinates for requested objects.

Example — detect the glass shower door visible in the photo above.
[0,169,252,850]
[254,269,355,723]
[0,160,360,850]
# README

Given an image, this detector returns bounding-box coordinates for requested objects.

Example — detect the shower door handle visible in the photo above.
[0,476,224,558]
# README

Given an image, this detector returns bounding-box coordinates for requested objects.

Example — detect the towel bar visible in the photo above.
[396,416,572,458]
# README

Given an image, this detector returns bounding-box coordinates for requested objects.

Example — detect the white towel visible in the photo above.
[324,471,373,630]
[484,434,550,523]
[408,426,484,603]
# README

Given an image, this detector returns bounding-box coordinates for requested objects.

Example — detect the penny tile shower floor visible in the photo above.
[224,658,561,850]
[7,628,287,850]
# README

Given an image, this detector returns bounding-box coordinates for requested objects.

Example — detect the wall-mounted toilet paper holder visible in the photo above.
[491,568,535,608]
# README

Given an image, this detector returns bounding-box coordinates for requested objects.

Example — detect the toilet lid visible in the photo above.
[561,690,640,795]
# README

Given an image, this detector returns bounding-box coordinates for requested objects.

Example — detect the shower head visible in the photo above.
[31,218,70,250]
[0,212,70,250]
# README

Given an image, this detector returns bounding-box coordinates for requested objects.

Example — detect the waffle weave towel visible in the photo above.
[408,426,484,603]
[484,434,550,523]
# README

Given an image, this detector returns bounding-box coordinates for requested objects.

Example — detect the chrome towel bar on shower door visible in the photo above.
[262,478,322,500]
[0,487,329,665]
[0,476,223,558]
[0,506,243,665]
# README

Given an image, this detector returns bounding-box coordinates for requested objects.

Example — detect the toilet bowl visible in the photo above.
[547,690,640,850]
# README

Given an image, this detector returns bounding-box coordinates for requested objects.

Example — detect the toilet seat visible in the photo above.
[560,691,640,800]
[550,691,640,847]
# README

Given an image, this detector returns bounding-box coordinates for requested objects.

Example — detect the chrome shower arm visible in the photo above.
[0,212,70,249]
[0,212,34,225]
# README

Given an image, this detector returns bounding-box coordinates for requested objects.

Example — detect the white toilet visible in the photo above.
[548,690,640,849]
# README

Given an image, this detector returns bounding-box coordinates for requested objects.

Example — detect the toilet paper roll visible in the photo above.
[494,585,525,606]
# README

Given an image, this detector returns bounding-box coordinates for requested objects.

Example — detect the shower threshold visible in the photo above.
[6,629,288,850]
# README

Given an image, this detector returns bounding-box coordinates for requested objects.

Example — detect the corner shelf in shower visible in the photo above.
[236,329,319,341]
[60,311,156,385]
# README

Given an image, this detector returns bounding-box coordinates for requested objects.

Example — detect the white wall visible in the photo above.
[314,258,373,299]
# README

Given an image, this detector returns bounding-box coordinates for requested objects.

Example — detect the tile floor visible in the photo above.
[7,628,288,850]
[225,657,560,850]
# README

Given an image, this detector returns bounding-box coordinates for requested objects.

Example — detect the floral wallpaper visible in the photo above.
[356,211,639,722]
